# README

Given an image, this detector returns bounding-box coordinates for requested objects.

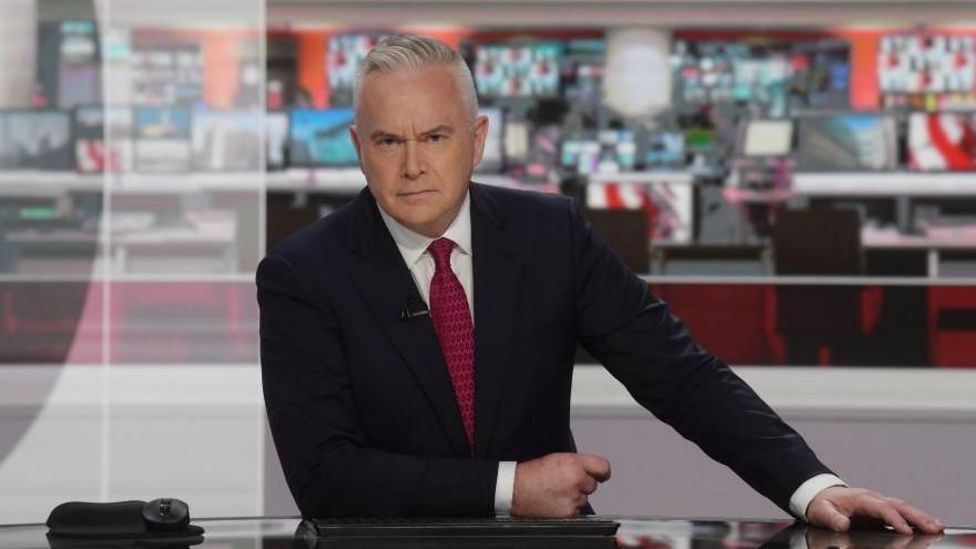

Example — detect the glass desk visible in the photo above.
[1,517,973,549]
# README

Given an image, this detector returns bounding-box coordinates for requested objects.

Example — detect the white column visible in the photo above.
[0,0,38,108]
[603,28,673,119]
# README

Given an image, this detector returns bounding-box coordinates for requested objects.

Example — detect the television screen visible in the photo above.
[475,108,503,173]
[191,111,263,171]
[473,42,562,98]
[266,111,289,170]
[289,109,358,167]
[643,131,686,169]
[2,111,72,170]
[741,119,794,157]
[327,33,387,107]
[908,112,976,172]
[561,138,601,174]
[74,106,134,173]
[562,130,637,175]
[135,107,192,139]
[796,114,898,171]
[503,120,530,164]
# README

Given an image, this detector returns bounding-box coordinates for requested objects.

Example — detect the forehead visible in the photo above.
[357,64,468,129]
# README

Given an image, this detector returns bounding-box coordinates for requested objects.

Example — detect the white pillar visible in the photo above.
[603,28,673,119]
[0,0,38,108]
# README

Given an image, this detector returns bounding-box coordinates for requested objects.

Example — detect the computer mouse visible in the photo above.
[142,498,190,532]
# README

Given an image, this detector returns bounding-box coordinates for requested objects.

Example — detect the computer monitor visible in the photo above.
[73,105,134,173]
[191,110,263,171]
[643,131,686,169]
[741,119,794,157]
[3,110,72,170]
[135,107,192,139]
[134,107,191,172]
[288,109,359,168]
[266,111,289,170]
[907,112,976,172]
[795,113,898,171]
[473,42,562,98]
[475,108,504,174]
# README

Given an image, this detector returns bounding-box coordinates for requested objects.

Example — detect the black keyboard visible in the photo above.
[297,517,620,549]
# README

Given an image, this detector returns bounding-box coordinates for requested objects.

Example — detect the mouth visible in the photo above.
[397,189,438,204]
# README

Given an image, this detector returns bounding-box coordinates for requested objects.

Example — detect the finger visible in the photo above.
[859,497,913,535]
[578,454,611,482]
[890,500,944,535]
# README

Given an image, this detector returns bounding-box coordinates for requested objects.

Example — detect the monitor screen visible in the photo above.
[2,110,72,170]
[74,106,134,173]
[475,108,503,174]
[503,120,530,164]
[135,107,192,139]
[288,109,358,167]
[742,119,794,157]
[643,131,686,169]
[266,111,289,170]
[908,112,976,172]
[191,110,264,171]
[473,42,562,98]
[796,114,898,171]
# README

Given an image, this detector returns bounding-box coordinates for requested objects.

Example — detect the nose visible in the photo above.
[402,140,425,180]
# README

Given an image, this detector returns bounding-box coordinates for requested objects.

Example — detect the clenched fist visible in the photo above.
[511,452,612,517]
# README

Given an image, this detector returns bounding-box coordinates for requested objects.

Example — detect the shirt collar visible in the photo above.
[377,191,472,267]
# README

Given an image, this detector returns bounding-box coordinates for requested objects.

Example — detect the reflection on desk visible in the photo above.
[0,517,973,549]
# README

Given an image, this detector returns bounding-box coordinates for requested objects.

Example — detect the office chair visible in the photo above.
[772,207,866,365]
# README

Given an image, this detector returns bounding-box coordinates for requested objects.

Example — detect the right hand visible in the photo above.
[511,452,612,517]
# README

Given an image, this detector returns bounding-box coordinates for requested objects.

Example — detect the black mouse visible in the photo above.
[142,498,190,532]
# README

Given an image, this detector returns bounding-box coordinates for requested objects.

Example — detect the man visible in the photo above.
[257,34,942,533]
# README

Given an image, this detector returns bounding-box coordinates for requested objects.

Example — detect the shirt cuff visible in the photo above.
[494,461,517,516]
[789,473,847,519]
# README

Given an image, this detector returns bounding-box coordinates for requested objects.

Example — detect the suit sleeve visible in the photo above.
[257,254,498,518]
[567,199,834,515]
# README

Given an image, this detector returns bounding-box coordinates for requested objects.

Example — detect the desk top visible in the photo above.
[1,517,973,549]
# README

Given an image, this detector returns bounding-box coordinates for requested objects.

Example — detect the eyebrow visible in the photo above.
[368,125,455,141]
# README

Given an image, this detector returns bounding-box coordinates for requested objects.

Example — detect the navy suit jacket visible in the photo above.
[257,182,833,518]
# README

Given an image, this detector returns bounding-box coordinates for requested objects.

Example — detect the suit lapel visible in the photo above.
[345,189,470,456]
[470,184,523,458]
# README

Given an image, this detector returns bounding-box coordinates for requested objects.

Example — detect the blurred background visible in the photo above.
[0,0,974,526]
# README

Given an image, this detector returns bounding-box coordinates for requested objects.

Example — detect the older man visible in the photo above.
[257,34,942,534]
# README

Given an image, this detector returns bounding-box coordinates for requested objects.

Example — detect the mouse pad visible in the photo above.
[46,500,204,541]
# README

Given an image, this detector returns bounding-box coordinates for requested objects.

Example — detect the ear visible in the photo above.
[471,114,489,168]
[349,124,364,166]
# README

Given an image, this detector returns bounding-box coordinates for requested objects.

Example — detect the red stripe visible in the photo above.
[928,115,976,170]
[605,184,626,209]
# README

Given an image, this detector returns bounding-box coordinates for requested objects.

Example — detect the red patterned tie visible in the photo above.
[427,237,476,451]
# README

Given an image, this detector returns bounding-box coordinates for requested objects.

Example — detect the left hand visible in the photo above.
[806,486,944,535]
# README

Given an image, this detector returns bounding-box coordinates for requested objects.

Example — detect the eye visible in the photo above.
[376,137,400,150]
[427,133,446,143]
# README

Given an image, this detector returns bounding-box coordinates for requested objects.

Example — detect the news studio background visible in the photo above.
[0,0,973,526]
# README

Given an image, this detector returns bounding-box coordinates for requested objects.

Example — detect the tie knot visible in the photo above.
[428,238,455,270]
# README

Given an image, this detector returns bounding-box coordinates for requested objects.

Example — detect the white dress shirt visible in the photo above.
[376,191,844,518]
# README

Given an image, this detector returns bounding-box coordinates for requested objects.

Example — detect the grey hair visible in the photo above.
[353,34,479,122]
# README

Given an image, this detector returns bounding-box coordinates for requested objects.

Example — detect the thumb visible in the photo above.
[578,454,612,482]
